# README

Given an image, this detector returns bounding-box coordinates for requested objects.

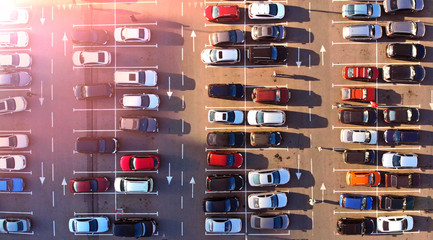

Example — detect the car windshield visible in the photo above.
[367,4,373,15]
[9,136,16,147]
[228,31,237,42]
[11,54,19,65]
[361,198,367,210]
[390,0,398,10]
[224,221,231,232]
[228,133,236,146]
[347,68,354,77]
[392,155,401,167]
[226,112,235,122]
[368,173,375,185]
[382,221,389,231]
[394,131,401,142]
[253,174,261,184]
[365,132,371,142]
[89,179,98,191]
[362,111,369,123]
[138,71,146,84]
[210,50,218,62]
[364,151,372,163]
[226,154,234,167]
[402,219,407,230]
[98,139,106,152]
[346,131,353,142]
[270,195,278,208]
[407,109,413,121]
[346,4,354,14]
[212,6,219,18]
[229,85,237,97]
[369,25,374,37]
[389,110,396,121]
[410,66,416,78]
[271,47,277,60]
[362,88,368,99]
[256,112,264,124]
[269,133,276,144]
[227,177,235,190]
[272,171,280,183]
[89,219,98,232]
[274,217,282,228]
[275,90,281,101]
[98,52,105,62]
[271,26,279,37]
[6,99,16,110]
[269,4,278,16]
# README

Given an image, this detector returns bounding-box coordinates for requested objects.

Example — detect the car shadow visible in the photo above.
[156,72,196,91]
[286,47,320,67]
[279,132,311,150]
[412,215,433,232]
[156,117,191,135]
[420,67,433,85]
[285,110,328,129]
[288,214,312,231]
[245,152,270,169]
[283,27,314,44]
[290,89,321,106]
[153,30,184,46]
[377,89,402,105]
[286,169,315,188]
[423,47,433,63]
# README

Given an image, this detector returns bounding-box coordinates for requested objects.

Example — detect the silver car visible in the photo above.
[205,218,242,233]
[201,48,241,65]
[343,24,382,41]
[209,30,244,46]
[342,4,381,19]
[386,21,425,38]
[250,214,289,229]
[383,0,424,13]
[0,72,31,87]
[119,116,158,132]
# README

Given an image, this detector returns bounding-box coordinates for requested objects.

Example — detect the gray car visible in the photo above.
[343,24,382,41]
[251,25,286,41]
[250,214,289,229]
[209,30,244,46]
[386,21,425,38]
[383,0,424,13]
[0,72,31,87]
[119,116,158,132]
[73,83,113,100]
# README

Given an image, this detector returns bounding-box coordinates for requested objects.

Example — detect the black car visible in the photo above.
[338,108,377,125]
[343,150,376,164]
[383,108,419,124]
[202,197,239,212]
[383,129,419,144]
[206,174,244,191]
[206,132,245,147]
[247,46,288,64]
[386,43,426,60]
[113,218,157,237]
[383,64,425,83]
[209,30,245,46]
[71,29,109,45]
[251,25,286,41]
[207,84,244,99]
[73,83,113,100]
[119,116,158,132]
[378,195,415,210]
[75,137,118,154]
[337,217,375,235]
[250,132,281,147]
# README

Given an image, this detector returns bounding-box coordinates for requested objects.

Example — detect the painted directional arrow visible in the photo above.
[166,162,172,184]
[190,30,196,52]
[320,183,326,202]
[190,177,195,198]
[62,32,68,56]
[320,45,326,66]
[39,80,44,106]
[62,178,67,195]
[296,154,302,180]
[296,47,301,68]
[40,8,45,24]
[40,162,45,184]
[167,77,173,99]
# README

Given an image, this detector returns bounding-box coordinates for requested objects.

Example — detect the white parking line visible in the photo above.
[204,43,288,48]
[372,230,421,235]
[205,126,289,130]
[0,171,32,175]
[73,44,158,49]
[0,88,31,92]
[205,106,288,110]
[0,192,32,195]
[74,191,159,195]
[249,232,290,236]
[332,125,421,130]
[74,170,158,174]
[0,130,31,133]
[333,189,421,193]
[333,168,422,172]
[245,84,288,88]
[73,108,158,112]
[0,211,33,215]
[332,41,412,45]
[0,27,32,31]
[205,168,253,172]
[205,232,245,236]
[205,22,289,27]
[73,129,122,133]
[73,65,158,70]
[73,22,157,27]
[205,147,289,151]
[0,150,31,154]
[206,64,287,68]
[332,83,421,87]
[74,211,158,216]
[332,20,390,24]
[331,105,421,109]
[334,210,421,214]
[74,233,113,236]
[10,231,35,235]
[117,149,159,153]
[205,190,268,194]
[332,62,420,67]
[205,212,256,215]
[116,86,158,90]
[0,48,31,52]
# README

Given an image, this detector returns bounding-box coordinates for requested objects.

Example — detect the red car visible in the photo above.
[207,151,243,168]
[69,177,110,193]
[342,66,379,81]
[120,155,160,171]
[251,87,291,104]
[205,5,240,22]
[341,87,375,102]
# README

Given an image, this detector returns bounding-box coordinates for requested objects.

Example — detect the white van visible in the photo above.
[114,177,153,193]
[114,70,157,86]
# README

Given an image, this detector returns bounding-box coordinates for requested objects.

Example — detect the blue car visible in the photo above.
[339,194,373,210]
[0,178,24,192]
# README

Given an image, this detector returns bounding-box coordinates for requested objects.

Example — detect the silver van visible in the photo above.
[114,70,157,86]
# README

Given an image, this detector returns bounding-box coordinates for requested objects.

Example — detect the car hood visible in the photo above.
[144,70,158,86]
[13,96,27,111]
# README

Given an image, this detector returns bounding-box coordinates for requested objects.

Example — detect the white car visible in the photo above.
[377,215,413,232]
[201,48,241,65]
[382,152,418,168]
[0,134,29,149]
[205,218,242,233]
[340,129,377,144]
[0,96,27,115]
[0,32,28,47]
[114,70,157,86]
[0,53,31,68]
[0,155,26,171]
[114,177,153,193]
[120,94,159,110]
[248,168,290,187]
[0,9,29,25]
[0,218,31,233]
[68,216,110,233]
[248,2,285,19]
[248,192,287,210]
[72,51,111,66]
[208,110,244,125]
[114,27,151,42]
[247,110,286,126]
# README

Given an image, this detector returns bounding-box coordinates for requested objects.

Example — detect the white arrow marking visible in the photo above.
[320,183,326,202]
[40,8,45,24]
[40,162,45,184]
[190,30,196,52]
[189,177,195,198]
[39,80,44,106]
[296,47,301,68]
[167,76,173,99]
[62,32,68,56]
[166,162,172,184]
[320,45,326,66]
[296,154,301,180]
[61,178,67,195]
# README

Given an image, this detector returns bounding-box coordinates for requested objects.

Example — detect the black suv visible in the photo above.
[73,83,113,100]
[206,174,244,191]
[386,43,426,60]
[208,84,244,99]
[206,132,245,147]
[343,150,376,164]
[247,46,288,64]
[202,197,239,212]
[113,218,157,237]
[337,217,375,235]
[75,137,118,154]
[338,108,377,125]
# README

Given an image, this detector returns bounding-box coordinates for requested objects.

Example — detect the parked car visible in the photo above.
[209,30,244,46]
[113,218,157,237]
[342,24,382,41]
[201,48,241,64]
[383,129,419,144]
[250,131,282,147]
[71,29,109,45]
[247,110,286,126]
[346,171,381,187]
[207,83,244,99]
[377,215,413,232]
[206,132,245,147]
[205,218,242,233]
[120,94,159,110]
[0,178,24,192]
[0,134,29,149]
[385,21,425,38]
[250,214,289,229]
[248,192,287,209]
[247,46,288,64]
[382,152,418,168]
[120,155,160,171]
[69,216,110,233]
[0,31,28,47]
[73,83,113,100]
[382,64,425,83]
[342,66,379,81]
[206,174,244,191]
[383,0,424,13]
[248,168,290,187]
[114,27,151,42]
[343,150,376,164]
[386,43,426,60]
[251,25,286,41]
[340,129,378,144]
[383,107,419,124]
[339,194,373,210]
[0,72,31,87]
[0,96,27,115]
[207,151,243,168]
[114,70,157,86]
[248,2,285,19]
[341,87,375,102]
[119,116,158,132]
[379,195,415,210]
[114,177,153,193]
[385,173,420,188]
[342,3,381,19]
[338,108,377,125]
[0,155,26,171]
[251,87,290,104]
[204,5,240,22]
[69,177,109,193]
[0,53,31,68]
[0,9,29,25]
[75,137,118,154]
[337,217,375,235]
[72,50,111,66]
[0,218,31,233]
[208,110,244,125]
[203,197,239,212]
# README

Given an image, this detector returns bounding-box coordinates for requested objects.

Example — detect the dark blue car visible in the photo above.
[383,129,419,144]
[339,194,373,210]
[207,84,244,99]
[0,178,24,192]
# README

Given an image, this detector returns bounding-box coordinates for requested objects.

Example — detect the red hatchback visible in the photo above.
[205,5,240,22]
[69,177,110,193]
[120,155,160,171]
[207,151,243,168]
[342,66,379,81]
[341,87,375,102]
[252,87,290,104]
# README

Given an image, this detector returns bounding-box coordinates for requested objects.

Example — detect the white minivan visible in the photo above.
[114,70,157,86]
